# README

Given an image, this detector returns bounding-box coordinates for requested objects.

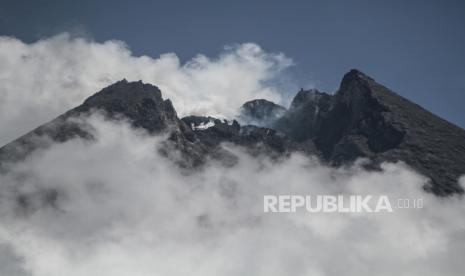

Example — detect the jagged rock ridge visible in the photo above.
[1,70,465,196]
[273,70,465,195]
[238,99,287,128]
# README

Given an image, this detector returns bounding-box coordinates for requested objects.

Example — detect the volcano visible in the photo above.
[1,70,464,196]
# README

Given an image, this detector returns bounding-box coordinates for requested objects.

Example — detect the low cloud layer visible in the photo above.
[0,115,464,276]
[0,33,292,145]
[1,34,465,276]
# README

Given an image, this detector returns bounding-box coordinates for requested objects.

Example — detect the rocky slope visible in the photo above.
[273,70,465,195]
[238,99,287,128]
[1,70,464,195]
[0,80,199,167]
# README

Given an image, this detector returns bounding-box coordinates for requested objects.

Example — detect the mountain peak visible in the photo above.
[238,99,286,127]
[339,69,375,92]
[344,69,374,81]
[0,79,197,166]
[1,73,465,196]
[82,80,162,106]
[73,80,182,134]
[290,88,328,110]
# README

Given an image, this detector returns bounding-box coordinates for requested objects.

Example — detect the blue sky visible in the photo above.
[1,0,464,127]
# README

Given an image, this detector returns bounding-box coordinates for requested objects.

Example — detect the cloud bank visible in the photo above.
[0,33,292,145]
[1,34,464,276]
[0,115,464,276]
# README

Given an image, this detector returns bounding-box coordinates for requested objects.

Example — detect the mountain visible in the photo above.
[275,70,465,195]
[238,99,287,128]
[1,70,464,195]
[0,80,199,167]
[274,88,333,141]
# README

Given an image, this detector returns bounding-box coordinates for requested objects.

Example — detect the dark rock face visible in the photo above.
[181,115,315,158]
[274,70,465,195]
[238,99,287,128]
[1,70,465,196]
[312,72,406,160]
[0,79,197,167]
[329,70,465,195]
[74,79,185,134]
[274,89,333,142]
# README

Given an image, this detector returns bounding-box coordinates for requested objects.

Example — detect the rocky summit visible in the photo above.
[1,70,465,196]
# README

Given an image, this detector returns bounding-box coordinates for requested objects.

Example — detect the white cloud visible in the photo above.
[0,115,464,276]
[1,34,464,276]
[0,33,292,145]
